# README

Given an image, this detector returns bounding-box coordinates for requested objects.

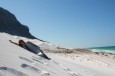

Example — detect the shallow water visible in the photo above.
[89,46,115,53]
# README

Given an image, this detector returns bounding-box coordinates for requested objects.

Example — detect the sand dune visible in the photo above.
[0,33,115,76]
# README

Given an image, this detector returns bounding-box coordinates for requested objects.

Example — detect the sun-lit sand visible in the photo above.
[46,50,115,76]
[0,33,115,76]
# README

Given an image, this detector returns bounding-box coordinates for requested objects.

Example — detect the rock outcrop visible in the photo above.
[0,7,36,39]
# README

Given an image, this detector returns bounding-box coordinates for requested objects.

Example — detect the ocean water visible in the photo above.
[89,46,115,53]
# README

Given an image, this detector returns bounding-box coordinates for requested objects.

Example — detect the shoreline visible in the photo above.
[90,49,115,54]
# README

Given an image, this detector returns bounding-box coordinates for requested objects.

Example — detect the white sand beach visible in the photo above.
[0,33,115,76]
[47,52,115,76]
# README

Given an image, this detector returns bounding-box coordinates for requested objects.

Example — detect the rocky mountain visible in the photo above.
[0,7,36,39]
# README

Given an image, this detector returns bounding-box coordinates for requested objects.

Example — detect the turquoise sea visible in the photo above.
[89,46,115,53]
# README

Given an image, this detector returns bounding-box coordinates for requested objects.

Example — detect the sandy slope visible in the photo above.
[0,33,80,76]
[0,33,115,76]
[47,53,115,76]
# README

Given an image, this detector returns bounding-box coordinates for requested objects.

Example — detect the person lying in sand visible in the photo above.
[9,40,51,60]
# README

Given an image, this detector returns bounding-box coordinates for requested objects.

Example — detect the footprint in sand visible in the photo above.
[41,70,50,76]
[19,56,33,63]
[68,71,81,76]
[21,64,40,72]
[32,56,49,65]
[59,64,80,76]
[52,60,81,76]
[21,63,50,76]
[0,66,28,76]
[21,64,41,73]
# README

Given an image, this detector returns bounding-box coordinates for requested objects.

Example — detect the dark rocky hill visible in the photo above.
[0,7,37,39]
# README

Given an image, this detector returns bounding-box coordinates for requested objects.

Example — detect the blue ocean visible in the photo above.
[89,46,115,53]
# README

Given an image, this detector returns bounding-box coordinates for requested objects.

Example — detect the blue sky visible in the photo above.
[0,0,115,48]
